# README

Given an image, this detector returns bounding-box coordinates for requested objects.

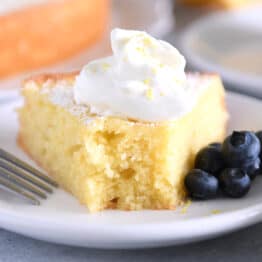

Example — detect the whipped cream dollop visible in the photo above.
[74,28,203,122]
[0,0,47,14]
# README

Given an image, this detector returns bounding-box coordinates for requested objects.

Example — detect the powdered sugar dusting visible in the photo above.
[41,82,94,125]
[40,73,213,125]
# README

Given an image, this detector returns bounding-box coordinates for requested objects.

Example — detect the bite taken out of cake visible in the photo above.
[18,29,228,212]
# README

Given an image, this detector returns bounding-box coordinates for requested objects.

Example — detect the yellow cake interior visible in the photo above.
[18,73,228,212]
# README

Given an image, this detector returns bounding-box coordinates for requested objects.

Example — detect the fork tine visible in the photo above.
[0,175,40,205]
[0,148,58,187]
[0,166,47,199]
[0,158,53,193]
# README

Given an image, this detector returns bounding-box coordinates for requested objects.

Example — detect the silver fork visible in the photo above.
[0,148,58,205]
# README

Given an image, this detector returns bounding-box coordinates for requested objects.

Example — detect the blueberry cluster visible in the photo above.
[185,131,262,200]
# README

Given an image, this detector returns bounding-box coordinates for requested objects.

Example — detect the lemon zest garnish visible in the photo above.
[211,209,221,215]
[136,46,146,56]
[102,63,110,70]
[159,63,164,68]
[143,79,150,85]
[143,37,151,47]
[136,47,144,52]
[146,88,154,100]
[152,67,157,75]
[180,199,192,214]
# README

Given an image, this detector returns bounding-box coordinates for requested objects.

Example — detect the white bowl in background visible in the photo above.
[179,6,262,97]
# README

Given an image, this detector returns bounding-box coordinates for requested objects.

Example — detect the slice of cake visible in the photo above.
[18,29,228,212]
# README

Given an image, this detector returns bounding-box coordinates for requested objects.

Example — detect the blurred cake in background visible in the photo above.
[181,0,261,9]
[0,0,109,79]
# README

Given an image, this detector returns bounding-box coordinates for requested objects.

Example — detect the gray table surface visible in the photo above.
[1,4,262,262]
[1,223,262,262]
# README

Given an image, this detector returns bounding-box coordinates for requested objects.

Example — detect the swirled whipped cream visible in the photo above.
[0,0,47,14]
[74,28,204,122]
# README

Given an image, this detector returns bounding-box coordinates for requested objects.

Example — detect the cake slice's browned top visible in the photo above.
[23,71,79,87]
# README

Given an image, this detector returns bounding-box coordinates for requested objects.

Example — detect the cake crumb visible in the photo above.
[180,199,192,214]
[102,63,110,70]
[211,209,221,215]
[146,88,154,100]
[143,79,150,85]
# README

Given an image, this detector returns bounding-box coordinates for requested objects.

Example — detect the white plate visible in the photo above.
[0,90,19,105]
[179,7,262,97]
[1,91,262,249]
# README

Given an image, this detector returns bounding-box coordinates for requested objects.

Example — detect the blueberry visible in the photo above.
[242,158,261,180]
[185,169,218,200]
[219,168,251,198]
[255,131,262,158]
[195,146,224,175]
[209,143,222,150]
[222,131,260,167]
